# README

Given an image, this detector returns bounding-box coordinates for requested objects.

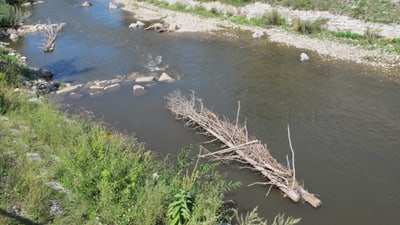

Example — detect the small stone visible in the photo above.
[81,1,92,7]
[26,152,41,161]
[168,23,178,32]
[300,52,310,61]
[158,72,174,83]
[45,181,70,193]
[132,85,146,95]
[129,21,145,29]
[104,83,121,91]
[89,85,104,90]
[109,1,118,10]
[136,76,156,83]
[133,85,144,91]
[252,30,265,38]
[56,84,83,94]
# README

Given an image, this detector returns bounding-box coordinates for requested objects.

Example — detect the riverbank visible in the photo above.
[117,0,400,71]
[0,46,235,225]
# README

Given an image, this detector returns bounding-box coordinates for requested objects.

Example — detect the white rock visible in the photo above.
[89,85,104,90]
[56,84,83,94]
[81,1,92,7]
[129,21,145,29]
[300,52,310,61]
[168,23,178,32]
[109,2,118,10]
[9,33,19,42]
[103,83,121,91]
[252,30,265,38]
[26,152,41,161]
[136,76,156,83]
[158,73,174,83]
[133,85,144,91]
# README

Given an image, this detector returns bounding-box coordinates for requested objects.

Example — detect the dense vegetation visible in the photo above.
[0,0,25,27]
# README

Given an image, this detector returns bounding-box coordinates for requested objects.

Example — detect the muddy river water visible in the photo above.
[13,0,400,224]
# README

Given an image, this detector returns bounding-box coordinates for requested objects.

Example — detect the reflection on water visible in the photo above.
[13,0,400,224]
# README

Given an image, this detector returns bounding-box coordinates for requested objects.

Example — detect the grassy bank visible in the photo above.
[0,54,232,224]
[0,46,301,224]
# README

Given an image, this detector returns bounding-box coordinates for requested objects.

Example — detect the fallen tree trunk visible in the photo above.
[166,90,321,208]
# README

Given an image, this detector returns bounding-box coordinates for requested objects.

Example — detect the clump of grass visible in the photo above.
[292,17,328,34]
[364,27,380,44]
[263,10,286,26]
[0,1,24,27]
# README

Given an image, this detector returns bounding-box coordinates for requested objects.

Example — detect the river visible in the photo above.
[12,0,400,224]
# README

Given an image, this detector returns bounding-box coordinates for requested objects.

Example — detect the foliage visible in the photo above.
[332,30,364,40]
[0,0,24,27]
[364,27,380,43]
[264,10,286,26]
[235,207,301,225]
[292,17,328,34]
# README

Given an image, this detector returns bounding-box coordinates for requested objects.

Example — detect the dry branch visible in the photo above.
[166,90,321,208]
[41,20,64,52]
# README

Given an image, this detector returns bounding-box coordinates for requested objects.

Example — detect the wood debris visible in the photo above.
[166,90,321,208]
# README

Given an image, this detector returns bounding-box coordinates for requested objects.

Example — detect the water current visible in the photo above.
[12,0,400,224]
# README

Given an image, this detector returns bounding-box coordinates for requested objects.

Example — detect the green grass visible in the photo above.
[0,0,24,27]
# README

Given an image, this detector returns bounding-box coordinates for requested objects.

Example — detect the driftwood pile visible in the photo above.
[41,20,64,52]
[166,90,321,208]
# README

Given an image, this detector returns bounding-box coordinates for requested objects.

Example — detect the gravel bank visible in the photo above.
[117,0,400,70]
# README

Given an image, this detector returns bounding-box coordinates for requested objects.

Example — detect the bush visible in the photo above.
[264,10,286,26]
[0,1,24,27]
[292,17,328,34]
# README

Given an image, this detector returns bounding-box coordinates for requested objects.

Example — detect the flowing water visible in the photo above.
[12,0,400,224]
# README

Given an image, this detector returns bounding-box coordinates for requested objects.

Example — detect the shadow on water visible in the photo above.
[0,208,42,225]
[42,58,95,80]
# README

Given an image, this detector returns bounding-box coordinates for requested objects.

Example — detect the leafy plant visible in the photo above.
[167,188,194,225]
[0,0,24,27]
[235,207,301,225]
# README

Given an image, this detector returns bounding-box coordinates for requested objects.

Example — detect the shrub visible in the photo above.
[364,27,380,43]
[0,1,24,27]
[292,17,328,34]
[264,10,286,26]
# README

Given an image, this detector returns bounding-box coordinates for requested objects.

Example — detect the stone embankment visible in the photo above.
[118,0,400,69]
